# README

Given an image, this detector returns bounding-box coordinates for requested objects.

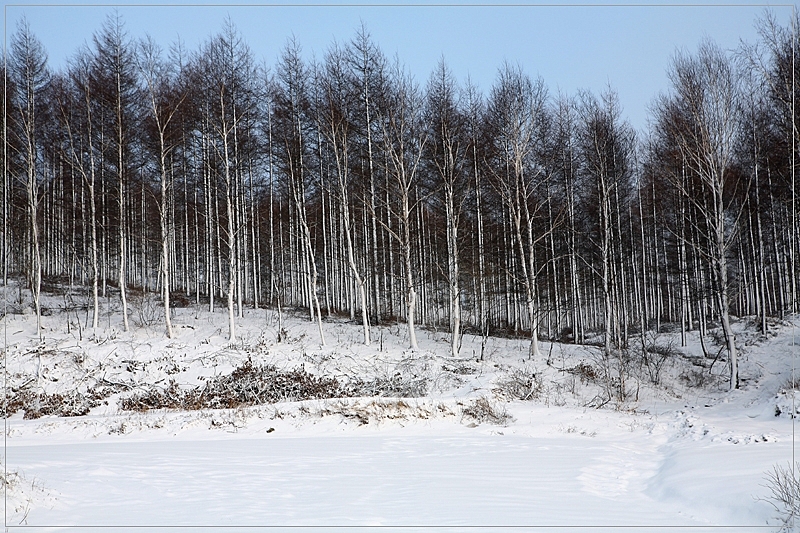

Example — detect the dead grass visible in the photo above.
[4,383,123,419]
[315,398,455,425]
[460,396,513,426]
[121,360,345,411]
[494,367,543,401]
[120,359,431,412]
[763,462,800,531]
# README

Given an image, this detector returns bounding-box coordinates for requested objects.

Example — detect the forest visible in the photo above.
[3,10,798,395]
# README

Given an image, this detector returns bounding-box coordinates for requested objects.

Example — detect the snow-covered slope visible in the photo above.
[1,282,797,531]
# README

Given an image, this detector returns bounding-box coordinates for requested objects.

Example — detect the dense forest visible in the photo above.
[2,12,798,391]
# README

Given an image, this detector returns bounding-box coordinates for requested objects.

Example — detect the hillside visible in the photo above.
[1,280,797,531]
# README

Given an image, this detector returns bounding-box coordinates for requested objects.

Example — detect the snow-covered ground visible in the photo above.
[1,282,797,531]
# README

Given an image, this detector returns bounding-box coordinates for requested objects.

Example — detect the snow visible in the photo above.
[1,282,797,531]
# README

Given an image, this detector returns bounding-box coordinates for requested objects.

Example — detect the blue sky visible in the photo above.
[4,1,791,132]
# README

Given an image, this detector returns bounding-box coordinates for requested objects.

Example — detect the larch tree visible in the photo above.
[137,36,186,339]
[485,64,549,359]
[57,50,100,329]
[320,43,371,345]
[463,77,488,351]
[346,25,386,323]
[749,12,800,315]
[195,22,255,343]
[425,58,468,357]
[8,19,50,341]
[91,13,140,332]
[577,89,636,358]
[656,41,743,390]
[380,62,426,350]
[5,11,800,391]
[273,38,326,346]
[551,93,584,344]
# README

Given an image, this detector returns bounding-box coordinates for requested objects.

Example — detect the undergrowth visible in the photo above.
[120,359,430,412]
[763,462,800,532]
[4,384,123,419]
[460,396,512,425]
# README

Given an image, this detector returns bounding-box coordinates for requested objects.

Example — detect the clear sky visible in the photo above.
[3,1,792,133]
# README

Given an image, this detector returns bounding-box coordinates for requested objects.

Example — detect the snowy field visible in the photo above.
[1,283,797,531]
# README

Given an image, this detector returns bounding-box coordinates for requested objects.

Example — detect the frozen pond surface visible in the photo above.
[6,424,784,531]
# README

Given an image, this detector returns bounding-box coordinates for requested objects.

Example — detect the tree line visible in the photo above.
[3,12,798,390]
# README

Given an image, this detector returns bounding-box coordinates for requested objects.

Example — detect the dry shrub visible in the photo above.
[442,362,477,375]
[316,399,454,425]
[679,367,716,388]
[567,362,598,384]
[763,462,800,531]
[21,392,93,418]
[130,292,161,328]
[121,358,432,412]
[494,367,543,401]
[119,380,186,411]
[121,360,345,411]
[781,375,800,392]
[347,373,429,398]
[4,384,123,419]
[199,361,344,407]
[460,397,512,425]
[1,468,20,490]
[642,339,677,385]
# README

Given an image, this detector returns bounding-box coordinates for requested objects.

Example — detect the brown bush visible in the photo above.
[567,362,598,384]
[121,360,346,412]
[460,397,512,425]
[120,359,431,412]
[4,383,123,419]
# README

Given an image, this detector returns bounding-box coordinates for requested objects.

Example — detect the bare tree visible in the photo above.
[347,25,386,323]
[425,58,468,357]
[92,13,140,332]
[274,38,326,346]
[320,43,371,344]
[137,36,186,338]
[577,89,636,357]
[8,19,49,340]
[485,64,549,359]
[656,41,743,390]
[57,50,100,329]
[380,62,426,350]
